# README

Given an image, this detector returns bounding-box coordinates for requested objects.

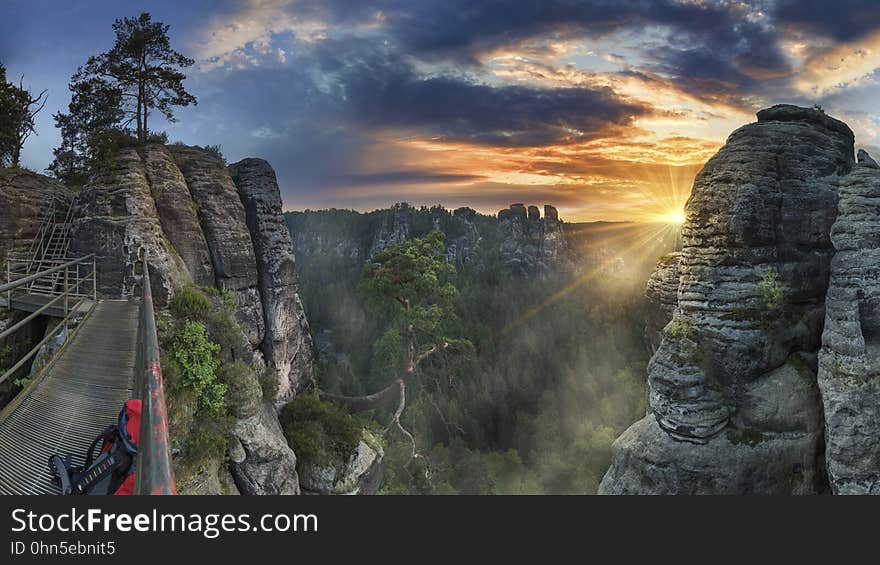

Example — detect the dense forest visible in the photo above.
[286,206,675,493]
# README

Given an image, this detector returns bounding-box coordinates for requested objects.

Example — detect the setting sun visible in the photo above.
[667,212,686,224]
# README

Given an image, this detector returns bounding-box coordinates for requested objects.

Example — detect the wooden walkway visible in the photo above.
[0,300,138,494]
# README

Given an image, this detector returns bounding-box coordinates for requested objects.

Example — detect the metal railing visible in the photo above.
[133,258,176,495]
[7,256,96,298]
[0,254,97,386]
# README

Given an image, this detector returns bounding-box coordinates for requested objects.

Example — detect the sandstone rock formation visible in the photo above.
[72,147,191,304]
[0,169,71,261]
[601,105,854,494]
[229,158,314,402]
[290,203,572,276]
[368,204,411,258]
[298,439,384,495]
[497,203,569,276]
[66,144,314,495]
[644,252,680,353]
[445,207,481,266]
[818,150,880,494]
[166,145,265,348]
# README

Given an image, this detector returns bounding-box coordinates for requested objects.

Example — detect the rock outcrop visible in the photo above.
[229,158,315,402]
[368,205,411,258]
[298,439,384,495]
[818,150,880,494]
[497,203,569,276]
[445,207,481,266]
[72,147,191,304]
[0,169,71,261]
[67,144,314,495]
[144,145,215,287]
[601,105,854,494]
[644,252,680,353]
[166,145,265,348]
[290,203,572,276]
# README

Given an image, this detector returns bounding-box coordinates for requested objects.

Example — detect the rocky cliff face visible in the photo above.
[69,144,314,495]
[0,169,71,262]
[289,203,571,276]
[229,158,314,402]
[445,206,481,266]
[644,252,680,354]
[818,148,880,494]
[601,105,853,494]
[497,204,570,277]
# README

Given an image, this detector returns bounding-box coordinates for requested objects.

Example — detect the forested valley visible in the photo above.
[286,206,676,493]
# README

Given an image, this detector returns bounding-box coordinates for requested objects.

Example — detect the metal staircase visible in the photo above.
[25,199,74,295]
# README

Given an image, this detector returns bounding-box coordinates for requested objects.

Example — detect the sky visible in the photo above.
[3,0,880,222]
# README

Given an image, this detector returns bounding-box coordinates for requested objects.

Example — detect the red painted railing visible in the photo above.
[134,258,176,495]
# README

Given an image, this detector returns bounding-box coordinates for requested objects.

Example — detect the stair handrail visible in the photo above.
[133,257,176,495]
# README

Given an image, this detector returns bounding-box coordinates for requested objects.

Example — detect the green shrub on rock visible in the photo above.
[279,394,362,469]
[172,320,225,416]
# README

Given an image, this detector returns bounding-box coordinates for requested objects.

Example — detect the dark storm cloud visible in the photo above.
[775,0,880,42]
[295,0,773,64]
[338,55,652,146]
[287,0,790,107]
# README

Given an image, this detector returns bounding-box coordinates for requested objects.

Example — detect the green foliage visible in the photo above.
[202,144,225,163]
[172,320,225,416]
[279,394,362,469]
[50,12,195,182]
[0,63,46,168]
[669,318,695,340]
[756,269,784,312]
[169,284,212,320]
[286,208,653,494]
[12,377,31,389]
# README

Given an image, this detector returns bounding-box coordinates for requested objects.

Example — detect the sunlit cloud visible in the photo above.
[10,0,880,223]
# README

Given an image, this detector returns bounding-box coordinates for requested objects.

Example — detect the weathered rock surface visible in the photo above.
[64,145,314,495]
[229,403,302,495]
[644,252,680,353]
[600,356,824,494]
[167,145,265,348]
[0,169,71,261]
[72,148,191,304]
[290,203,572,276]
[445,207,482,266]
[143,144,215,287]
[818,151,880,494]
[298,440,384,495]
[176,458,240,495]
[601,104,853,494]
[497,203,570,276]
[368,205,411,258]
[230,158,315,402]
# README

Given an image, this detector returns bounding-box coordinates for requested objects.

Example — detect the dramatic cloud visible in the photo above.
[775,0,880,42]
[8,1,880,220]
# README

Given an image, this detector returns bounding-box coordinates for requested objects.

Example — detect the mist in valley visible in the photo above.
[287,207,677,493]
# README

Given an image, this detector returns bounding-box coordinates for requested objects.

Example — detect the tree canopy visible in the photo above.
[321,231,470,463]
[50,12,195,184]
[0,63,47,168]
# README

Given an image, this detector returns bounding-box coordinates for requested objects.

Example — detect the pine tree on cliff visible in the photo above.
[49,12,195,183]
[321,231,472,464]
[0,63,47,168]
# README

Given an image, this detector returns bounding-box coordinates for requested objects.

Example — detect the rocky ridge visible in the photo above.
[290,202,571,277]
[600,104,880,495]
[497,203,570,276]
